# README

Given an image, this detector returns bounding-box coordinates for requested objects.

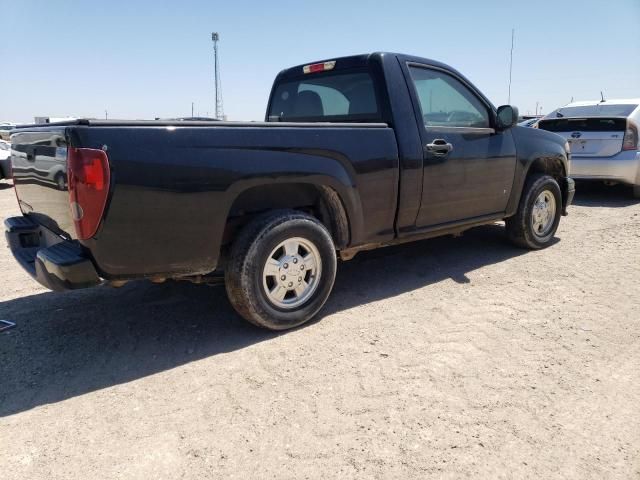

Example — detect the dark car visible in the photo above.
[5,52,574,330]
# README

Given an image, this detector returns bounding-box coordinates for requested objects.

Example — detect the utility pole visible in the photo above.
[191,102,194,117]
[105,110,108,120]
[508,28,514,104]
[212,32,224,120]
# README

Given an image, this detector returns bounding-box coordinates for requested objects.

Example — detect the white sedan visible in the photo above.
[538,99,640,198]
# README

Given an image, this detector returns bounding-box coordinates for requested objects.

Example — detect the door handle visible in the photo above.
[425,139,453,156]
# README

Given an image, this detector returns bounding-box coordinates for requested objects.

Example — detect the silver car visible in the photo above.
[0,123,15,141]
[538,99,640,198]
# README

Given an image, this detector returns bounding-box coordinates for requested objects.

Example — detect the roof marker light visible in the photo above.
[303,61,336,74]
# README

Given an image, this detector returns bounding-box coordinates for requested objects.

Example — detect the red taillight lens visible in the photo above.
[622,122,638,151]
[302,60,336,74]
[67,147,110,240]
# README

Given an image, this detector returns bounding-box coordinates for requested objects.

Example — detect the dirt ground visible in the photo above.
[1,180,639,479]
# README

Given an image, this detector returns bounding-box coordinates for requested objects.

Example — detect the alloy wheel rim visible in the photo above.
[262,237,322,309]
[531,190,556,238]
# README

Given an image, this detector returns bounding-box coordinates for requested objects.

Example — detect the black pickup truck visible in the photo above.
[5,52,574,330]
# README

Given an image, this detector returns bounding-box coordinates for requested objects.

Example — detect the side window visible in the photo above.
[408,66,490,129]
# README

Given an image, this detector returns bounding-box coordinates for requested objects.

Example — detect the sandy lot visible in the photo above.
[1,180,639,479]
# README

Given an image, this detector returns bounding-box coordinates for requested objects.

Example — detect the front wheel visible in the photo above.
[506,174,562,249]
[225,210,337,330]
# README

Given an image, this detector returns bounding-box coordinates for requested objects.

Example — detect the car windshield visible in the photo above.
[268,71,380,122]
[548,104,637,118]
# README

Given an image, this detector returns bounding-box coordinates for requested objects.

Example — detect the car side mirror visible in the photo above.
[496,105,519,130]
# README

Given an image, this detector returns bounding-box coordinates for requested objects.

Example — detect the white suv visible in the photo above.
[538,99,640,198]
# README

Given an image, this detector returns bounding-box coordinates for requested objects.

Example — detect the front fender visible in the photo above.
[507,127,569,216]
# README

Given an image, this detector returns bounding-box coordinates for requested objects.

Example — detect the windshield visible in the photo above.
[268,71,380,122]
[547,104,637,118]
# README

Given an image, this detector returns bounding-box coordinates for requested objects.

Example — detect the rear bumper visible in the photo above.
[4,216,101,291]
[570,150,640,185]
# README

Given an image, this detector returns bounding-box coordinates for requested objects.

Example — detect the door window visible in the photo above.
[408,66,490,129]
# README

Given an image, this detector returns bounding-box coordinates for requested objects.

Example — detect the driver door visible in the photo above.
[406,65,517,228]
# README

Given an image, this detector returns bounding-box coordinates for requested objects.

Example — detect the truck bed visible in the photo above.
[10,120,400,279]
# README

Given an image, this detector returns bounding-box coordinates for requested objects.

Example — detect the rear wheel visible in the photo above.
[225,210,337,330]
[506,174,562,249]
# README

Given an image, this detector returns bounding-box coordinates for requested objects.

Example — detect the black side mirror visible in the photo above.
[496,105,519,130]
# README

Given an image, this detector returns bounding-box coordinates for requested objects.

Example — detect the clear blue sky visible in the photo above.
[1,0,638,123]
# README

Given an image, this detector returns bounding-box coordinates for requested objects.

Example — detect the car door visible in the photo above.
[405,64,517,228]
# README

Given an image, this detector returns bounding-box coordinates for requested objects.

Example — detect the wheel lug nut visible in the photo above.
[283,263,288,269]
[300,265,304,270]
[293,258,298,264]
[298,277,302,282]
[288,282,293,287]
[281,275,286,281]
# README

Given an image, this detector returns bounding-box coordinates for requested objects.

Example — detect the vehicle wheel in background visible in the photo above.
[225,210,337,330]
[506,174,562,249]
[54,173,66,191]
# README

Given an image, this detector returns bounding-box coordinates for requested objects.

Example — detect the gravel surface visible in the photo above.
[1,180,639,479]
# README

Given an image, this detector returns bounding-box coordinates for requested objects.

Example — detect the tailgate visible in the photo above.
[10,128,75,238]
[538,117,626,157]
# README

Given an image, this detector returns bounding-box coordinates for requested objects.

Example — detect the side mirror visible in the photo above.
[496,105,519,130]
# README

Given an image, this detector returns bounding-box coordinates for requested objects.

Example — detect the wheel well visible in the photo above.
[223,183,350,249]
[527,157,566,183]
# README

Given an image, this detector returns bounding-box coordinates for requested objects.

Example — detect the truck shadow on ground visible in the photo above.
[0,182,14,191]
[572,181,639,208]
[0,224,539,417]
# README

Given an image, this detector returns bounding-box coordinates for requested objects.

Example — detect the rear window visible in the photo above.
[538,117,628,132]
[268,71,379,122]
[547,104,637,118]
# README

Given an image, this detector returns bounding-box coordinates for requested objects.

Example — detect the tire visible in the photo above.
[633,185,640,199]
[54,172,66,191]
[225,210,337,330]
[506,174,562,249]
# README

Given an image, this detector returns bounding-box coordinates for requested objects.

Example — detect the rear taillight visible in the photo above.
[622,122,638,151]
[67,147,110,240]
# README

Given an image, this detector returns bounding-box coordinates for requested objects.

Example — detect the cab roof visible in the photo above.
[275,52,463,81]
